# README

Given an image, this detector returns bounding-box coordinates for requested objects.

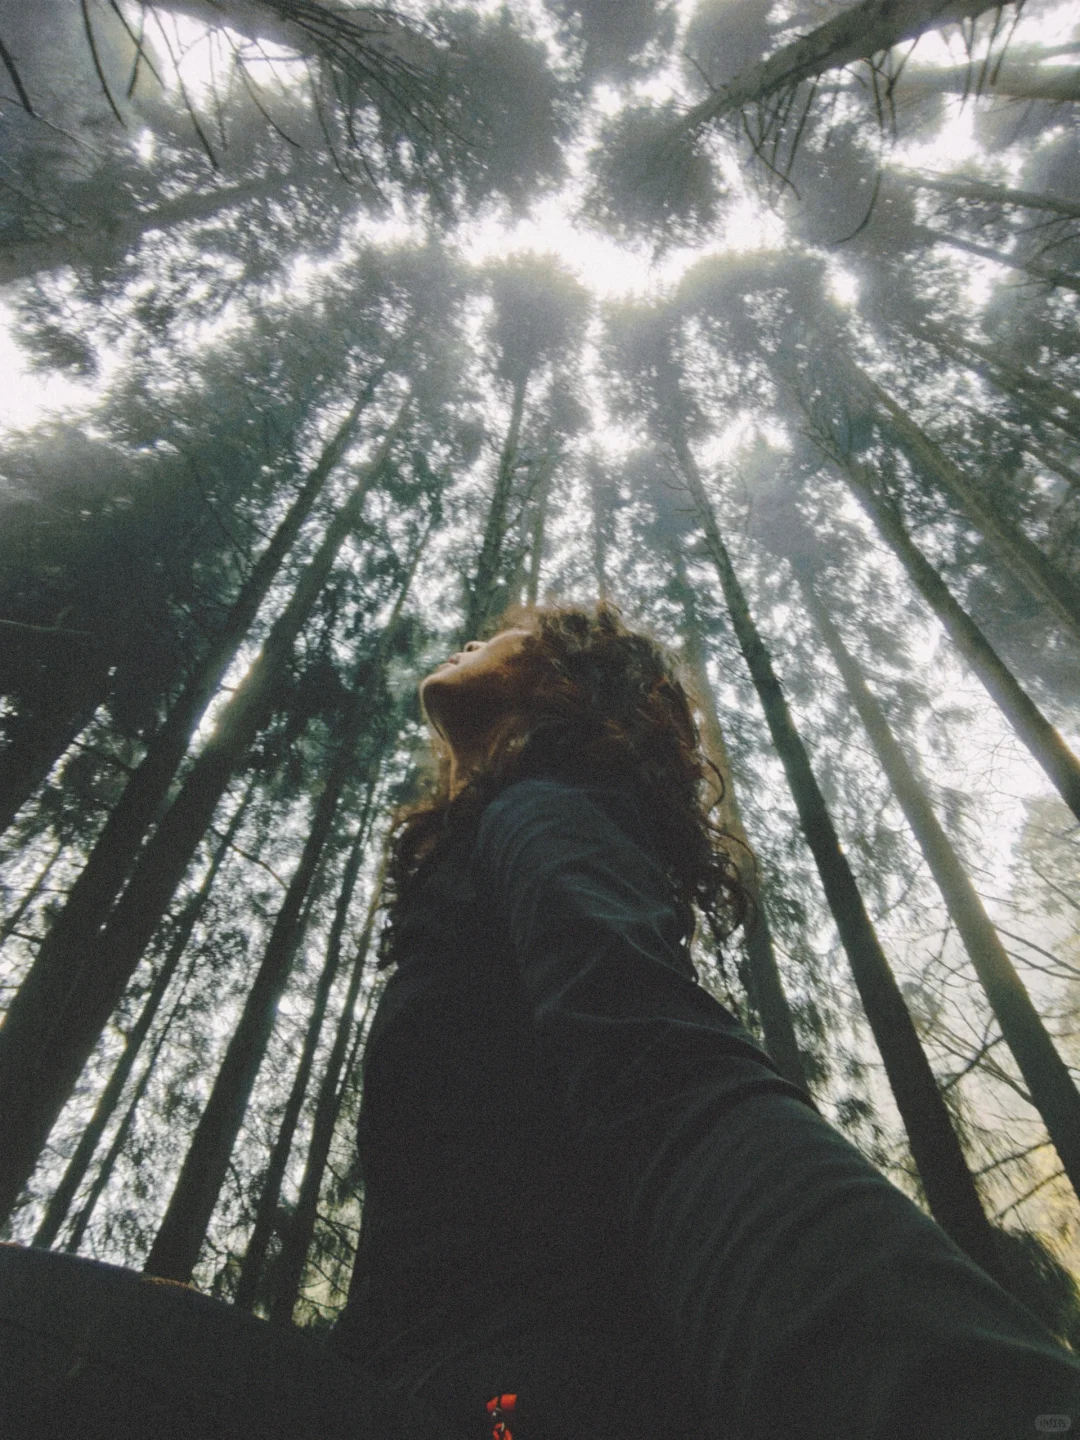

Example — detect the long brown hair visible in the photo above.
[377,599,748,968]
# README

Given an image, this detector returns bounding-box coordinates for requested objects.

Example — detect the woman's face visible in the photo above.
[419,628,534,752]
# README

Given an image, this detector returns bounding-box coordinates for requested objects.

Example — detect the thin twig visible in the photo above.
[0,30,35,113]
[81,0,126,125]
[107,0,164,95]
[232,48,303,149]
[148,7,219,168]
[994,1164,1065,1220]
[0,617,94,638]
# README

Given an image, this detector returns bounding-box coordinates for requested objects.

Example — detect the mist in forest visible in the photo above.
[1,0,1079,1338]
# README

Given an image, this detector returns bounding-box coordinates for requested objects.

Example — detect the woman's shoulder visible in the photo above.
[474,771,666,885]
[479,772,648,839]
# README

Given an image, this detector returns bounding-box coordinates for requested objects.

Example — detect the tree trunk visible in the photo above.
[0,841,61,948]
[233,787,377,1310]
[897,170,1080,222]
[851,361,1080,645]
[1024,437,1080,495]
[63,981,189,1255]
[154,0,440,76]
[0,400,409,1227]
[679,0,1003,136]
[834,450,1080,821]
[0,175,289,285]
[143,761,346,1281]
[143,664,395,1280]
[525,457,556,607]
[913,321,1080,444]
[32,783,254,1250]
[0,687,106,837]
[671,547,812,1095]
[913,225,1080,297]
[7,373,384,1122]
[669,429,1000,1273]
[792,551,1080,1206]
[143,518,429,1286]
[269,853,389,1327]
[892,62,1080,104]
[588,467,612,602]
[465,375,528,638]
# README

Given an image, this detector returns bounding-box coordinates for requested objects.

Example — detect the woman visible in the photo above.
[330,602,1080,1439]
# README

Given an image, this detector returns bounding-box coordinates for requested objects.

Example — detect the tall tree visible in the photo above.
[464,256,589,637]
[585,0,1011,242]
[894,171,1080,223]
[267,849,390,1326]
[823,445,1080,822]
[144,526,427,1282]
[605,304,1002,1272]
[669,543,812,1095]
[1,2,573,230]
[685,443,999,1272]
[31,778,256,1251]
[0,401,409,1225]
[6,372,380,1052]
[778,520,1080,1205]
[843,358,1080,645]
[232,794,374,1311]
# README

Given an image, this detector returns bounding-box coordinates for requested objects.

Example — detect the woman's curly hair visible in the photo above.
[376,599,750,968]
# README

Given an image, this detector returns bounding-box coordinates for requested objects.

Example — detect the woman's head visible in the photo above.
[418,627,535,794]
[379,600,749,967]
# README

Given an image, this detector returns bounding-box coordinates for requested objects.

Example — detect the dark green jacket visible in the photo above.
[333,775,1080,1439]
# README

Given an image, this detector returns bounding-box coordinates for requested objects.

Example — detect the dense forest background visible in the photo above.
[1,0,1079,1338]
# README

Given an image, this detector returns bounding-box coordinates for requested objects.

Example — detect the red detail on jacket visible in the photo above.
[485,1392,517,1439]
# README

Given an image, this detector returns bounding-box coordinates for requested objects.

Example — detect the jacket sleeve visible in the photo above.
[472,777,1080,1440]
[471,776,814,1165]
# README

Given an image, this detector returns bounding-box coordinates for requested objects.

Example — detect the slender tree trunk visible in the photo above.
[792,553,1080,1205]
[268,852,389,1327]
[914,322,1080,444]
[671,547,811,1095]
[525,458,556,607]
[144,745,349,1282]
[669,428,1000,1272]
[0,842,61,949]
[679,0,1002,137]
[63,979,193,1256]
[31,784,254,1250]
[465,375,528,638]
[850,361,1080,644]
[144,517,425,1285]
[0,399,409,1227]
[935,324,1080,427]
[588,467,612,602]
[155,0,440,75]
[0,176,288,285]
[834,450,1080,821]
[7,374,384,1105]
[897,170,1080,222]
[0,688,106,837]
[891,62,1080,104]
[1024,437,1080,495]
[912,226,1080,297]
[233,786,377,1310]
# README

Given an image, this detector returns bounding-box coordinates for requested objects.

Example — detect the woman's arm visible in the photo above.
[473,776,1080,1440]
[472,775,815,1177]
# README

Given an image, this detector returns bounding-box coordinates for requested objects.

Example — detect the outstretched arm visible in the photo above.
[473,776,1080,1440]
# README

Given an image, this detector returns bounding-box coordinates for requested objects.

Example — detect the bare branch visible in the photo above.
[0,30,35,114]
